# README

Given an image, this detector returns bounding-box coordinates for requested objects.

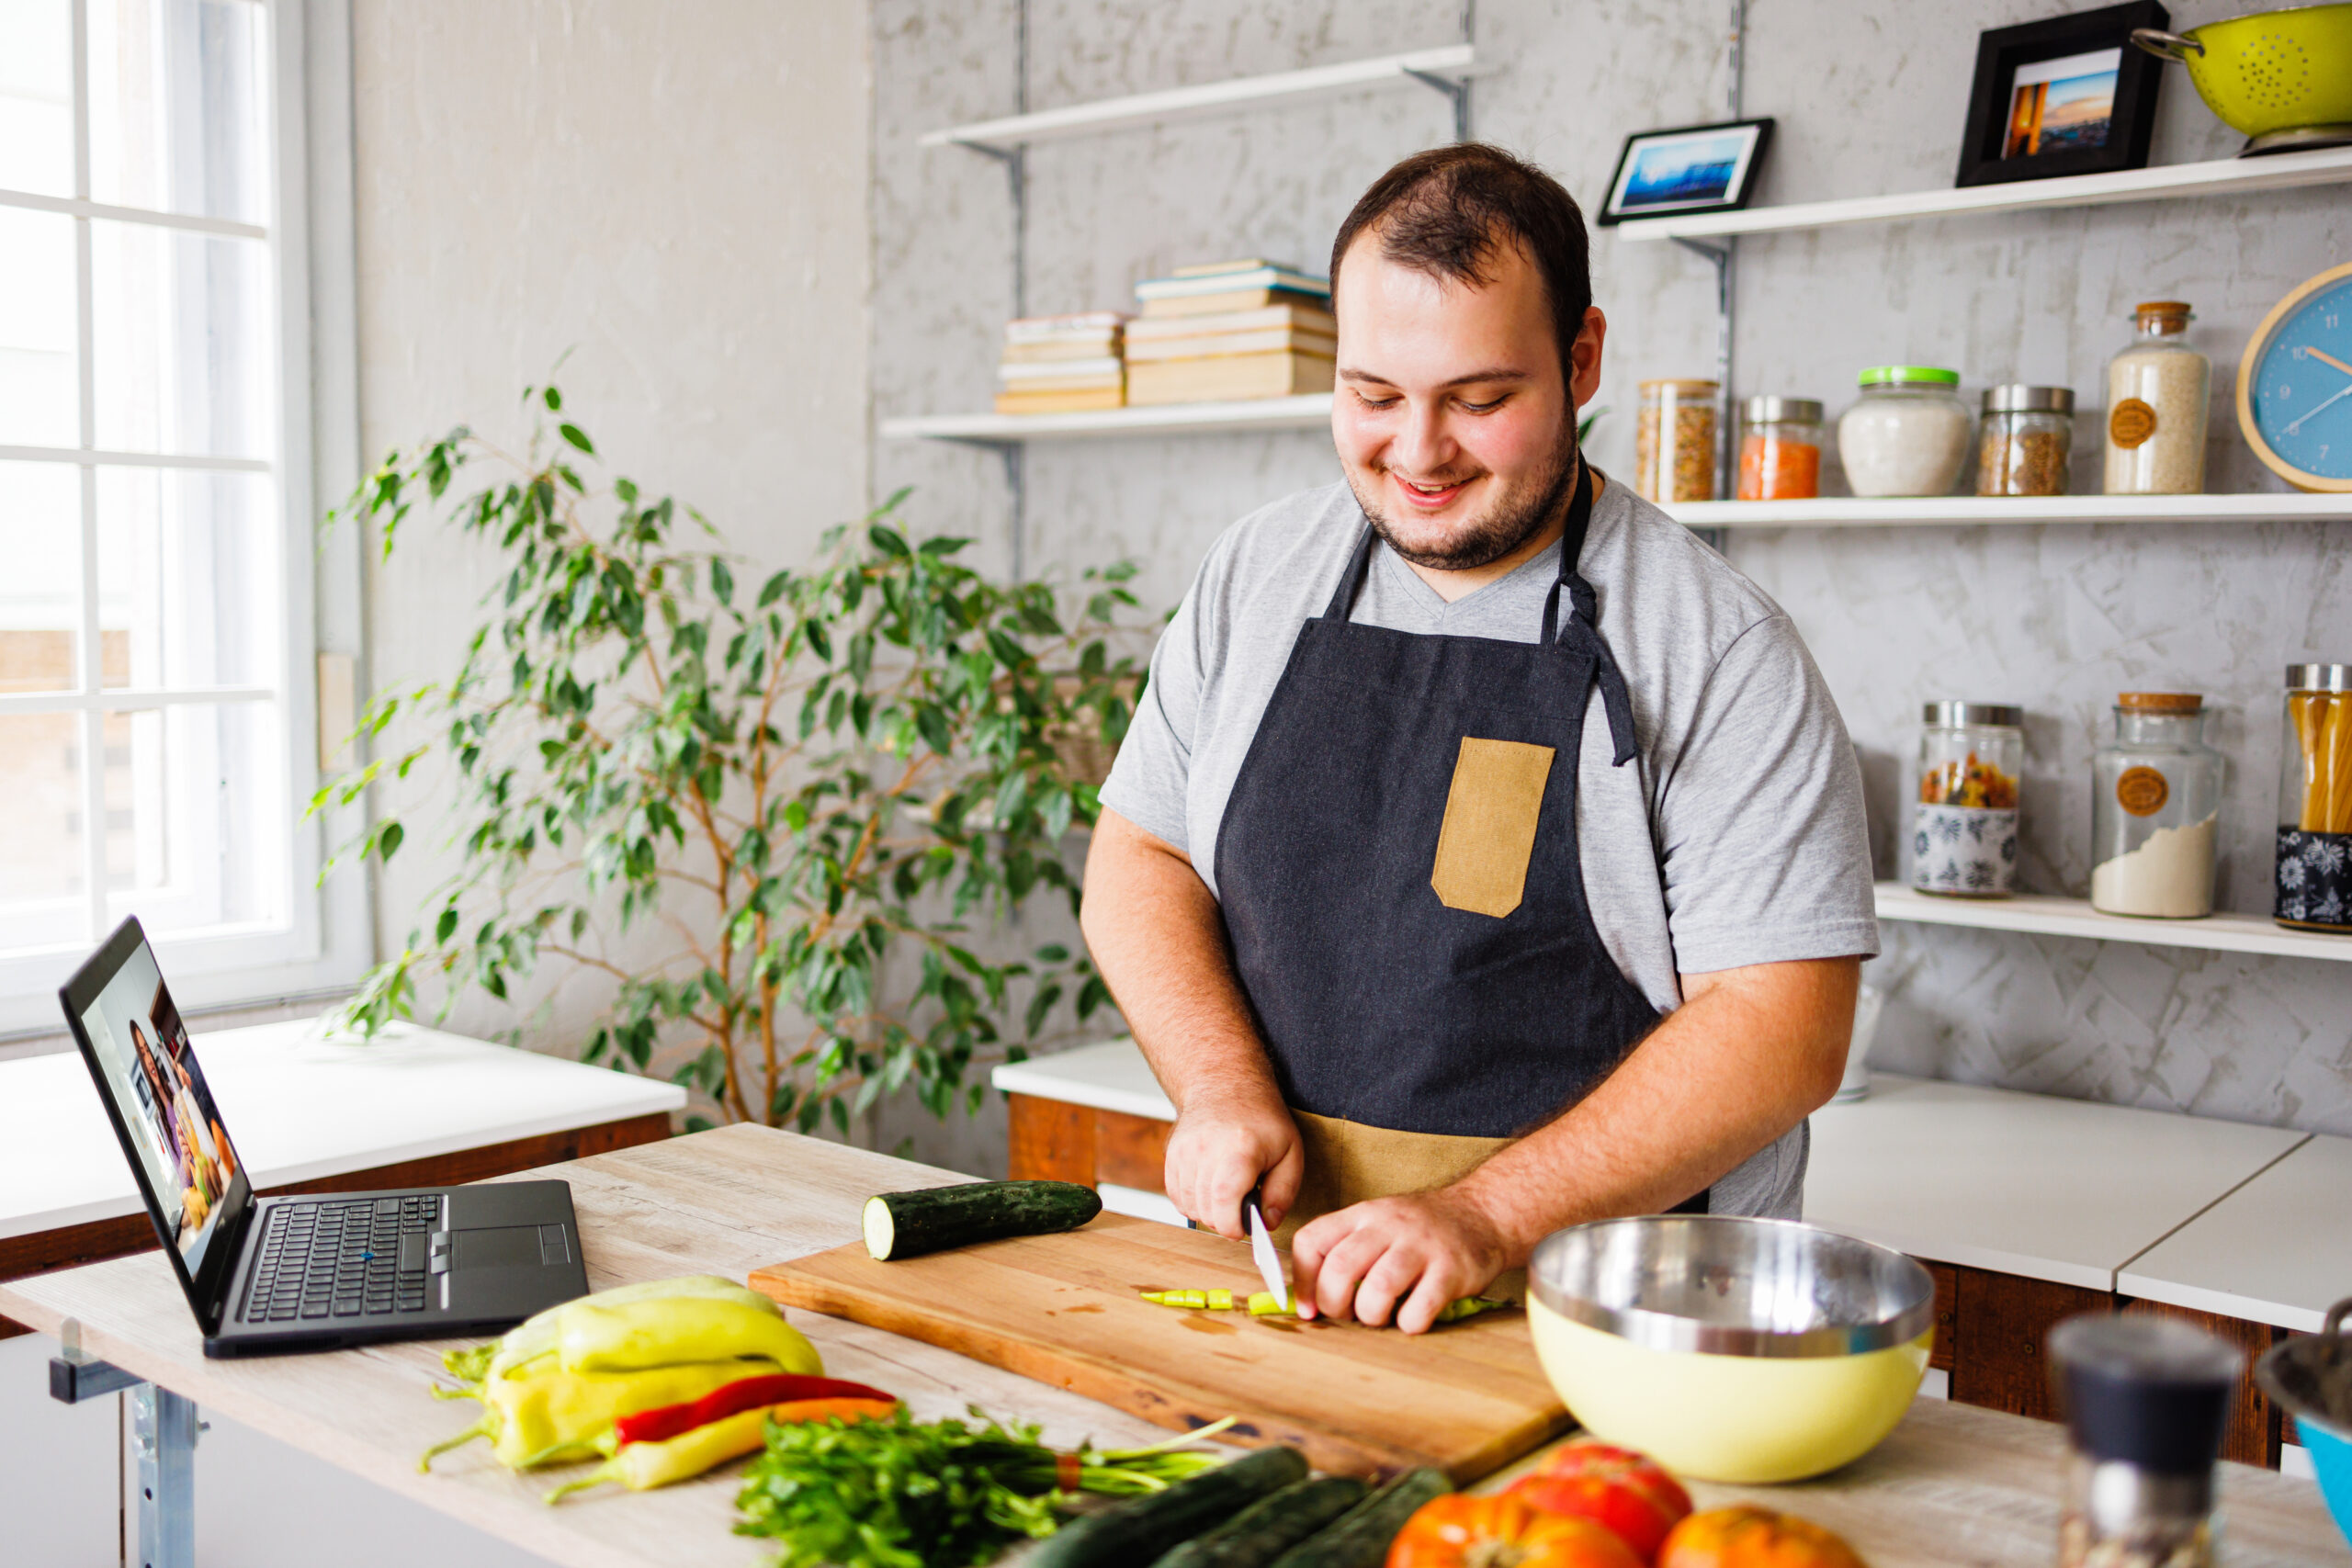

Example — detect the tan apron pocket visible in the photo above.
[1430,736,1555,918]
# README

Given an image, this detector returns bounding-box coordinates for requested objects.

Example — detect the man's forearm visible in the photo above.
[1079,809,1279,1113]
[1455,956,1860,1260]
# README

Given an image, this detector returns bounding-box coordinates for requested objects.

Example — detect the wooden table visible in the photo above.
[4,1126,2342,1568]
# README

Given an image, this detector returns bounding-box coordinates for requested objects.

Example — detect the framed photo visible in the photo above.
[1596,118,1774,227]
[1956,1,2168,187]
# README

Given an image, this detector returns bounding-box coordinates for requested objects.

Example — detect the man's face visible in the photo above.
[1330,230,1605,572]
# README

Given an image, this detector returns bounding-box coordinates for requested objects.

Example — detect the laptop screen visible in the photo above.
[72,929,248,1280]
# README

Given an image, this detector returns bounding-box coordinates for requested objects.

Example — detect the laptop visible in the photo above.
[61,916,589,1358]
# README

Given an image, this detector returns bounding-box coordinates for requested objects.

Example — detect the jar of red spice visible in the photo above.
[1736,396,1824,501]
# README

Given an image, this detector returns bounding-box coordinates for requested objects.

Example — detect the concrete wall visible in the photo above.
[351,0,874,1054]
[870,0,2352,1176]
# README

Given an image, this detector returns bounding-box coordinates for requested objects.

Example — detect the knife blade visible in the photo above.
[1246,1187,1288,1312]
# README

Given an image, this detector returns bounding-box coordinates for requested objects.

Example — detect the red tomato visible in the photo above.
[1387,1494,1645,1568]
[1506,1440,1694,1562]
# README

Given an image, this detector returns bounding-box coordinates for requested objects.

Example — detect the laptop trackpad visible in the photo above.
[455,1225,548,1269]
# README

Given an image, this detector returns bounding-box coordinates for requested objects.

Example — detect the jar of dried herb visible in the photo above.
[1635,378,1718,503]
[1736,396,1824,500]
[2104,301,2209,495]
[1977,385,2074,496]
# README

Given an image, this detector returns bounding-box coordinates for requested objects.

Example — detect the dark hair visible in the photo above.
[1329,143,1592,384]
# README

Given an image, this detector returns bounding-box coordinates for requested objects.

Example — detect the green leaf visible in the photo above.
[377,821,404,860]
[710,558,734,604]
[868,525,910,558]
[558,422,594,455]
[542,386,562,411]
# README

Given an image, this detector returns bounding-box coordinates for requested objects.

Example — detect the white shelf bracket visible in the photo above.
[1401,67,1469,142]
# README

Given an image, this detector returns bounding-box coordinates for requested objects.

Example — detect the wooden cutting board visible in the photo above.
[750,1211,1569,1482]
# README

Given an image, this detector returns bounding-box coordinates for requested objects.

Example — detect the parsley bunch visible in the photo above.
[733,1406,1226,1568]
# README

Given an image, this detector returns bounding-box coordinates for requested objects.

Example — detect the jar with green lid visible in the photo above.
[1839,367,1972,497]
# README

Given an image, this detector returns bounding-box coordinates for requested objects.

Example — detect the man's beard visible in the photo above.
[1349,421,1582,573]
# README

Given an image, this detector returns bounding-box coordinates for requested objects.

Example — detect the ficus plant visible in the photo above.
[313,385,1146,1133]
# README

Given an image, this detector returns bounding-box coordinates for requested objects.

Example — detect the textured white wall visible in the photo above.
[871,0,2352,1176]
[350,0,873,1051]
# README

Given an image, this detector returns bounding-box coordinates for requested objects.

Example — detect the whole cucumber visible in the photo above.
[861,1179,1101,1260]
[1151,1474,1370,1568]
[1263,1467,1451,1568]
[1026,1445,1308,1568]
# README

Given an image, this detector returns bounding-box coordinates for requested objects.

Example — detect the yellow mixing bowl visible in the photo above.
[2133,5,2352,155]
[1527,1215,1935,1484]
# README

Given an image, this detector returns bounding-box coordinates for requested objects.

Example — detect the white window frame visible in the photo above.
[0,0,369,1039]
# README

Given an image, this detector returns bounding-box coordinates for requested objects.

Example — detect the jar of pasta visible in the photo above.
[1977,385,2074,496]
[2104,301,2209,495]
[1915,701,2023,897]
[1736,396,1823,501]
[2278,662,2352,933]
[1634,378,1718,503]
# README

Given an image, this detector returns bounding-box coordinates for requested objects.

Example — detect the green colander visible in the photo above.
[2133,4,2352,154]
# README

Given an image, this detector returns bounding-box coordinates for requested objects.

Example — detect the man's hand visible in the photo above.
[1289,1185,1513,1334]
[1162,1087,1303,1239]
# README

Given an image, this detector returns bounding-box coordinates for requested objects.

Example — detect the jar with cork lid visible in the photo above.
[1634,378,1719,503]
[2104,301,2209,495]
[2090,693,2222,919]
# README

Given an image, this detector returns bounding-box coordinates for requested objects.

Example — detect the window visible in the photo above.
[0,0,362,1034]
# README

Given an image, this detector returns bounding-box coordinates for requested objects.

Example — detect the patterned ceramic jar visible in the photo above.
[2278,663,2352,933]
[1914,702,2024,897]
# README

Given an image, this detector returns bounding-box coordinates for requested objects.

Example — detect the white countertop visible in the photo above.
[993,1037,1175,1121]
[993,1041,2334,1316]
[3,1018,684,1242]
[2119,1133,2352,1332]
[1804,1076,2307,1292]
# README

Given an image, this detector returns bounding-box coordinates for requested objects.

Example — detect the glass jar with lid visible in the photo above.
[1736,396,1823,500]
[1839,367,1972,497]
[2090,694,2222,919]
[1634,378,1719,502]
[1915,701,2024,897]
[1977,385,2075,497]
[2104,301,2210,495]
[2278,662,2352,933]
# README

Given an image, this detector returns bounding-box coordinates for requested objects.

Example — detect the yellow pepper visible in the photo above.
[421,1357,788,1472]
[543,1397,897,1503]
[488,1275,775,1382]
[558,1295,821,1377]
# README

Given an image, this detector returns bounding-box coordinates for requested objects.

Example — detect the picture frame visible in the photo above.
[1955,1,2168,187]
[1596,118,1775,227]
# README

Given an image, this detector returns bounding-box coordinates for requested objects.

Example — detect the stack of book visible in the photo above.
[1125,261,1336,406]
[995,311,1127,414]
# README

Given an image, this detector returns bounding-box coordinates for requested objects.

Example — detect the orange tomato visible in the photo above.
[1387,1494,1646,1568]
[1507,1439,1693,1562]
[1657,1506,1868,1568]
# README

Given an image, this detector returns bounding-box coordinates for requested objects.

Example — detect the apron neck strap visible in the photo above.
[1539,457,1640,768]
[1324,525,1377,621]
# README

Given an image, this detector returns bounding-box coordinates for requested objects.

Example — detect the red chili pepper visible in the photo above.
[614,1373,895,1447]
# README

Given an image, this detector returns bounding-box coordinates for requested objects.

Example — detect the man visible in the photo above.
[1080,144,1877,1334]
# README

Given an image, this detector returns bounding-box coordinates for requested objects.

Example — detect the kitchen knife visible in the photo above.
[1246,1187,1288,1312]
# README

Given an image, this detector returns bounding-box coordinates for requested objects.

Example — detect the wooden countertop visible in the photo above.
[4,1125,2340,1568]
[1,1019,684,1241]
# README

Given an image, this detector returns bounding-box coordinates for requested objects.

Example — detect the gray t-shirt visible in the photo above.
[1101,476,1879,1220]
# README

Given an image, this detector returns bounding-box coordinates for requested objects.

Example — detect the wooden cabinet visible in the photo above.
[1004,1092,2289,1469]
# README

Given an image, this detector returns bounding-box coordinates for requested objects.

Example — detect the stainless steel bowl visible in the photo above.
[1529,1214,1935,1359]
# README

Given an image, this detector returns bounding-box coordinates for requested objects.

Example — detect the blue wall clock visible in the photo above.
[2239,260,2352,494]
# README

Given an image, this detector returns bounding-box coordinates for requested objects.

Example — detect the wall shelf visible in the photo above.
[1668,492,2352,529]
[1616,144,2352,243]
[1874,881,2352,964]
[881,393,1334,445]
[920,44,1477,150]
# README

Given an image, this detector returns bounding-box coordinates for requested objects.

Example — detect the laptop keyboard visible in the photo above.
[240,1195,439,1323]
